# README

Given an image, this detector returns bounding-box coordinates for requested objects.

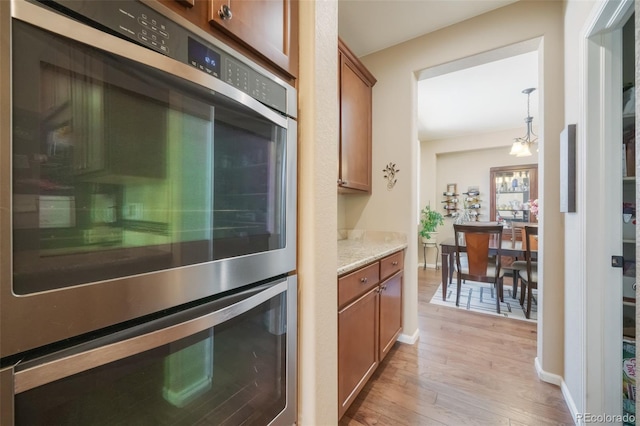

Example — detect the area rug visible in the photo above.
[429,280,537,322]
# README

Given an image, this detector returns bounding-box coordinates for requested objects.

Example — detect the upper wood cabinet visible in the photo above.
[338,38,376,193]
[158,0,298,81]
[207,0,298,78]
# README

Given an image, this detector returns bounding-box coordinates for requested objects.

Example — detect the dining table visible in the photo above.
[438,236,537,301]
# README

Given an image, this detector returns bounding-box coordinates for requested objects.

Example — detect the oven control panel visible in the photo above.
[48,0,287,115]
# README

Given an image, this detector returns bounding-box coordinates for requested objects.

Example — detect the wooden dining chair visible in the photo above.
[518,225,538,319]
[453,224,505,313]
[503,223,538,300]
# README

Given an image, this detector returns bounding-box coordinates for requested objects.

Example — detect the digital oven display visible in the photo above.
[187,37,221,78]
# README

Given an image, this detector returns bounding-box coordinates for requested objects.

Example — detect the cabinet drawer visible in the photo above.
[338,262,380,308]
[380,251,403,280]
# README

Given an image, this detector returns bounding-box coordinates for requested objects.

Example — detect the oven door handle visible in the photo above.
[10,0,288,128]
[13,279,288,394]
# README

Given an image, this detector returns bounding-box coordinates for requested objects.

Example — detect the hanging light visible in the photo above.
[509,87,537,157]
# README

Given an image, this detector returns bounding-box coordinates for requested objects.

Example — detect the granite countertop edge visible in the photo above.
[337,241,408,276]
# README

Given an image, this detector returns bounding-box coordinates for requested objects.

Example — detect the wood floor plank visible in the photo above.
[339,268,574,426]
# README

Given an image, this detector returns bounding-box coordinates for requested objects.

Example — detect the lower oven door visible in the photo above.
[0,276,297,426]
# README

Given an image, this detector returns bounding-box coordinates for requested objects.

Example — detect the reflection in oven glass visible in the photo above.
[11,21,287,294]
[15,294,287,425]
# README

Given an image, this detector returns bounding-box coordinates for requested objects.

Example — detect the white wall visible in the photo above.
[562,0,639,418]
[562,0,597,416]
[343,0,565,378]
[297,1,338,424]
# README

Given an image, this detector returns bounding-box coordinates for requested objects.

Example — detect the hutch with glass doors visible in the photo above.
[489,164,538,239]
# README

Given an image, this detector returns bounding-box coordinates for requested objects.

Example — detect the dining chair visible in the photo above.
[501,257,526,300]
[453,224,505,313]
[518,225,538,319]
[502,223,538,299]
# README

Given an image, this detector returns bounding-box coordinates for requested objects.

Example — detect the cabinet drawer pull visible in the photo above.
[391,261,398,266]
[360,277,368,283]
[218,4,233,20]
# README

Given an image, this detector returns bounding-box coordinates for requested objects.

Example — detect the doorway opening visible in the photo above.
[416,41,542,326]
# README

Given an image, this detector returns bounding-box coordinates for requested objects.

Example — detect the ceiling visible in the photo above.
[338,0,539,142]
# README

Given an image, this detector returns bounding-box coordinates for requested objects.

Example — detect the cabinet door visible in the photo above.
[339,51,372,193]
[207,0,298,78]
[379,271,402,361]
[338,287,379,419]
[490,164,538,237]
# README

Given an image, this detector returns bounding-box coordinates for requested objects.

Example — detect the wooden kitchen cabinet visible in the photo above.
[338,286,379,419]
[337,249,404,418]
[378,252,403,361]
[338,38,376,193]
[207,0,298,78]
[158,0,298,81]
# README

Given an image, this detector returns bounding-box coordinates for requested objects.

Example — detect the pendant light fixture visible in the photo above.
[509,87,537,157]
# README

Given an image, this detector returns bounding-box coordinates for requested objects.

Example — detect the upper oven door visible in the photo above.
[1,0,297,359]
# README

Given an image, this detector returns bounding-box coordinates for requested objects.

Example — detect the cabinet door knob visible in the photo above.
[391,261,398,266]
[360,277,368,283]
[219,4,232,20]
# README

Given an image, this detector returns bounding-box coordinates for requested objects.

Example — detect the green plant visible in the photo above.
[419,205,445,239]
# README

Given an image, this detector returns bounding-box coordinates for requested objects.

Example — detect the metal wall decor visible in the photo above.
[382,162,399,190]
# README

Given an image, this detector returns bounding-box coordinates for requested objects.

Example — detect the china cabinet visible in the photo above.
[490,165,538,236]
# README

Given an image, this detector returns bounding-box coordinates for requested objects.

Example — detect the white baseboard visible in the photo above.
[535,356,562,386]
[535,357,579,425]
[397,328,420,344]
[561,381,581,425]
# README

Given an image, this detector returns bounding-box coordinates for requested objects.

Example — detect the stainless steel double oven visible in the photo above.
[0,0,297,424]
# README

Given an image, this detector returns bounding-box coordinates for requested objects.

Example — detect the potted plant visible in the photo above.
[419,205,445,243]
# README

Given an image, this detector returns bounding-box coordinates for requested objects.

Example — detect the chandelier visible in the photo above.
[509,87,537,157]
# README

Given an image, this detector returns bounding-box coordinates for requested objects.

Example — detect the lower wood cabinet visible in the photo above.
[379,271,403,361]
[338,287,379,418]
[337,249,404,419]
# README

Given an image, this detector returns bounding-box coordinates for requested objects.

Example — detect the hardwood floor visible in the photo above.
[339,268,574,426]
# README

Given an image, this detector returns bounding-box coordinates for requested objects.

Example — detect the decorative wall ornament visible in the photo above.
[382,162,399,190]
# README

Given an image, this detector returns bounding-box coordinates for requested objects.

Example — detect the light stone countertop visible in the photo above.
[337,230,408,276]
